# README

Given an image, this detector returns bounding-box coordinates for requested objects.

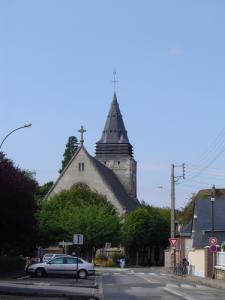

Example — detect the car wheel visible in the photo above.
[78,269,87,279]
[35,268,45,277]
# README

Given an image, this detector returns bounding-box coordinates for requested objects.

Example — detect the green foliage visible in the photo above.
[122,206,170,248]
[221,242,225,251]
[59,136,79,173]
[178,193,196,225]
[37,186,121,252]
[0,152,37,255]
[0,256,26,275]
[35,181,53,203]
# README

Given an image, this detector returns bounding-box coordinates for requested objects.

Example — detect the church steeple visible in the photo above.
[96,93,133,157]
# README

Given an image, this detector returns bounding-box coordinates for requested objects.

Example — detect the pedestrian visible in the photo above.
[182,257,189,275]
[119,258,125,269]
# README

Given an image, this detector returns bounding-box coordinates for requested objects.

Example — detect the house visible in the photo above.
[179,189,225,278]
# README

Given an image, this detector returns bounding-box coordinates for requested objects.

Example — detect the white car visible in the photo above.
[42,253,69,263]
[27,255,95,279]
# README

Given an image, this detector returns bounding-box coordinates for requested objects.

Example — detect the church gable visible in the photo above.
[46,145,130,214]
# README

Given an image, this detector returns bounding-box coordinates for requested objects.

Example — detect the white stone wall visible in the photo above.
[47,147,125,215]
[188,249,206,277]
[98,157,137,199]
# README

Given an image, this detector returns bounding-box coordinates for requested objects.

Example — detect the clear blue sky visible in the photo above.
[1,0,225,208]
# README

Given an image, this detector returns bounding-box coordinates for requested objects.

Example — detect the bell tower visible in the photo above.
[95,93,137,199]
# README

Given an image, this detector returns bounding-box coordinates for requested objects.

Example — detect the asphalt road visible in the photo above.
[99,267,225,299]
[1,268,225,299]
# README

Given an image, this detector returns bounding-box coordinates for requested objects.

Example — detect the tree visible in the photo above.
[35,181,53,204]
[122,205,170,265]
[59,136,79,173]
[178,193,196,225]
[0,152,38,255]
[37,186,121,258]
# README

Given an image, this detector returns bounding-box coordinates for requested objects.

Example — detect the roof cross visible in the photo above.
[78,125,86,145]
[112,71,119,92]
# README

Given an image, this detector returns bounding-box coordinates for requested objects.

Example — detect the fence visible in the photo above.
[216,252,225,267]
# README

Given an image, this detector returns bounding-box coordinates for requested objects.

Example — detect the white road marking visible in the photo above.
[181,284,195,289]
[32,282,50,286]
[166,283,179,288]
[164,287,195,300]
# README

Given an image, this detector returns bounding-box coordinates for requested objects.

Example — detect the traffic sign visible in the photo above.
[73,234,84,245]
[169,238,178,247]
[209,237,218,245]
[58,241,73,246]
[209,244,217,253]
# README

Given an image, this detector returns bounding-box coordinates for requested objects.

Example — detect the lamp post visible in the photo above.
[0,124,32,150]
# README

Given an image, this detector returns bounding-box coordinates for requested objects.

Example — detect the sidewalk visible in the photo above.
[0,276,100,299]
[164,267,225,290]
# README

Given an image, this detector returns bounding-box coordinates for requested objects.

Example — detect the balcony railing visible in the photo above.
[216,252,225,267]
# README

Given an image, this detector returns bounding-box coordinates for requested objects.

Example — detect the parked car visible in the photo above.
[26,255,95,279]
[42,253,68,263]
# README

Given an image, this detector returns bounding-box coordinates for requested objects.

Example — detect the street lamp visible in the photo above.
[0,124,32,150]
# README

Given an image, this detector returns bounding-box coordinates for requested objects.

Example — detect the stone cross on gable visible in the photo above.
[78,125,86,145]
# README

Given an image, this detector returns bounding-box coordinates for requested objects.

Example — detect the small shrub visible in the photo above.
[94,257,116,267]
[0,256,26,275]
[221,242,225,252]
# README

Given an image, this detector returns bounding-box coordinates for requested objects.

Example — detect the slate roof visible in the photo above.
[192,195,225,248]
[180,220,192,237]
[87,151,139,212]
[96,93,133,157]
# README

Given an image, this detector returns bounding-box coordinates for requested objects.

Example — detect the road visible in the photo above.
[1,268,225,299]
[98,267,225,300]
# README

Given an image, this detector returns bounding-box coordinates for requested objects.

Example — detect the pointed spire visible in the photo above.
[98,93,129,144]
[96,93,133,157]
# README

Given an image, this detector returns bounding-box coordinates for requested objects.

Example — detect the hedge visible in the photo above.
[0,255,26,275]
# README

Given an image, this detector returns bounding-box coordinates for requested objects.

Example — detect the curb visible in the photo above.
[0,286,98,299]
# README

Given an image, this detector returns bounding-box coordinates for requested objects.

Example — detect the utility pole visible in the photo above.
[211,185,216,279]
[170,163,185,271]
[171,164,175,239]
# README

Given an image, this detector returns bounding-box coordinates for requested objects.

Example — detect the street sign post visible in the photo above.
[73,234,84,283]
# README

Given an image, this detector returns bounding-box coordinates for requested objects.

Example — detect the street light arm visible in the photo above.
[0,124,32,150]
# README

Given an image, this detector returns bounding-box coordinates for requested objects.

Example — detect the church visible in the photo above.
[46,92,140,215]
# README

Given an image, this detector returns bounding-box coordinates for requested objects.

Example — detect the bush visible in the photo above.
[0,256,26,275]
[94,257,116,267]
[221,242,225,252]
